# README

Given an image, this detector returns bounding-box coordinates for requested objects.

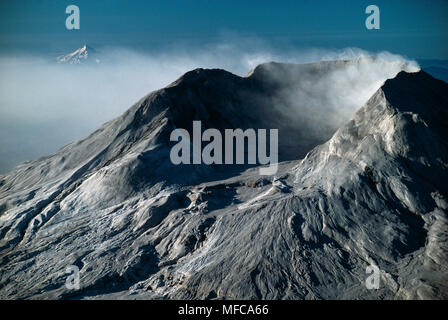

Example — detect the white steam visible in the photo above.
[264,55,419,141]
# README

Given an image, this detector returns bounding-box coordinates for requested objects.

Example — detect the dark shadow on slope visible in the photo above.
[60,244,160,299]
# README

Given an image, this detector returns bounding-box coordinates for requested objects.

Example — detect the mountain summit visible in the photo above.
[0,60,446,300]
[56,45,99,64]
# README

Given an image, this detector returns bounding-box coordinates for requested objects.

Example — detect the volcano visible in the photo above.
[0,59,447,300]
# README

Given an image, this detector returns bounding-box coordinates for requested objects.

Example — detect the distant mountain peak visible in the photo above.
[56,44,99,64]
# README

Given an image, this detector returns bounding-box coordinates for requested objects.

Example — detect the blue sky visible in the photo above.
[0,0,447,59]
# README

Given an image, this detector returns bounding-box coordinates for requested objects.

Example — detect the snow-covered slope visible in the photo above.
[0,60,446,300]
[56,45,99,64]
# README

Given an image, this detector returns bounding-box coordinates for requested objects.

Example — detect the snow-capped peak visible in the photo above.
[56,44,99,64]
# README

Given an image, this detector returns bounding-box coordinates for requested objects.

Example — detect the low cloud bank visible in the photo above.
[0,43,419,173]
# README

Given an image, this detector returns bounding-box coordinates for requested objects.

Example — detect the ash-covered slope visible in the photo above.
[0,60,446,300]
[289,71,448,299]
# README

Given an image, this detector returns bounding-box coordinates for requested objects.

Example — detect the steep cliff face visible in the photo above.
[0,60,446,300]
